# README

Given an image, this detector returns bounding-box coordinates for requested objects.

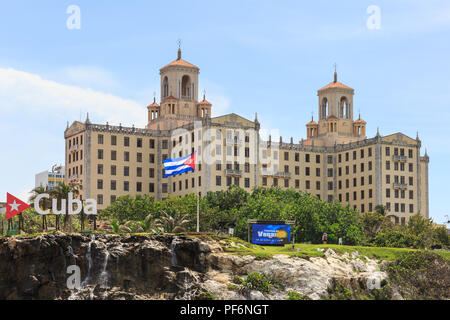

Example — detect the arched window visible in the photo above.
[181,75,191,99]
[321,98,328,119]
[163,77,169,98]
[340,97,348,119]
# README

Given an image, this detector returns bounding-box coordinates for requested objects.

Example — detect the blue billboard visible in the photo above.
[251,224,291,245]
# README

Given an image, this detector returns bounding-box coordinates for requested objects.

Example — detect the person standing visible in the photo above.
[322,232,328,245]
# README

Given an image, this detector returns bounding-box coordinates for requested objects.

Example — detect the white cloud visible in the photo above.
[0,68,146,127]
[59,66,120,91]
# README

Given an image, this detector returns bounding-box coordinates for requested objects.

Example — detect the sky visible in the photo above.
[0,0,449,224]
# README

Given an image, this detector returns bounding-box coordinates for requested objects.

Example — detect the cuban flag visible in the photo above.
[163,152,196,178]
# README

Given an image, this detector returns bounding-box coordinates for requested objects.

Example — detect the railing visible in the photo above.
[225,169,242,176]
[226,138,243,146]
[393,155,408,162]
[261,170,292,178]
[69,144,79,152]
[393,183,408,189]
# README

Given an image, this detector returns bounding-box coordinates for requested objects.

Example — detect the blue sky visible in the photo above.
[0,0,449,224]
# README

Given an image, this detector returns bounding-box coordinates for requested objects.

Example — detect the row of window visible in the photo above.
[386,147,414,158]
[386,202,415,214]
[386,189,414,199]
[97,134,165,149]
[68,150,83,164]
[68,166,82,177]
[68,135,83,148]
[386,175,414,185]
[96,176,204,194]
[215,176,251,188]
[386,161,414,172]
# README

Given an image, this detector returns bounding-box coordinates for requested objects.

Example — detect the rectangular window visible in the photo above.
[111,165,116,176]
[327,168,333,177]
[124,137,130,147]
[137,167,142,177]
[246,178,251,188]
[97,164,103,175]
[98,149,103,160]
[216,176,222,186]
[111,150,117,161]
[149,139,155,149]
[305,154,310,162]
[149,183,155,193]
[136,182,142,192]
[137,153,142,163]
[111,180,116,191]
[97,179,103,190]
[124,151,130,162]
[316,155,321,164]
[124,166,129,176]
[149,154,155,163]
[98,134,104,145]
[149,168,155,178]
[124,181,129,191]
[111,135,117,146]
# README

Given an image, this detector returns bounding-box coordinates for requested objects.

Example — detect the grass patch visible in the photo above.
[187,235,450,261]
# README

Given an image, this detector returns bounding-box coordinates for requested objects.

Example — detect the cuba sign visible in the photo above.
[33,192,97,215]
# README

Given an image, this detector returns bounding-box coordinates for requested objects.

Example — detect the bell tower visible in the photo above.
[305,70,366,146]
[147,46,213,130]
[317,70,354,121]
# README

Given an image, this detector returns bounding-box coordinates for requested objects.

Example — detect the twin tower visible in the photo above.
[146,48,366,148]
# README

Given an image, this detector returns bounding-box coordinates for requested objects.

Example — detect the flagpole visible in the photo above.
[196,189,199,233]
[196,151,200,233]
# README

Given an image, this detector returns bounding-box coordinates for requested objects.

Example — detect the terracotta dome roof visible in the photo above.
[306,120,318,126]
[147,98,160,108]
[354,118,367,124]
[161,58,199,70]
[326,115,339,120]
[318,81,353,92]
[198,98,212,106]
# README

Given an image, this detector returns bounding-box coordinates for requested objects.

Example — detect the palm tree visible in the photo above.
[29,186,51,231]
[50,182,82,232]
[153,210,190,234]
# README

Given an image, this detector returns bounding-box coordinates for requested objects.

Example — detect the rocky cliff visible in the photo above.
[0,233,443,300]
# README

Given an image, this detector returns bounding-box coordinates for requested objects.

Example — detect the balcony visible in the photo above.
[226,138,243,146]
[393,155,407,162]
[261,170,291,178]
[393,183,408,189]
[225,169,242,176]
[69,174,78,181]
[69,144,79,152]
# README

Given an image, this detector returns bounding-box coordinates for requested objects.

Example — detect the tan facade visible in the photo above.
[64,50,429,224]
